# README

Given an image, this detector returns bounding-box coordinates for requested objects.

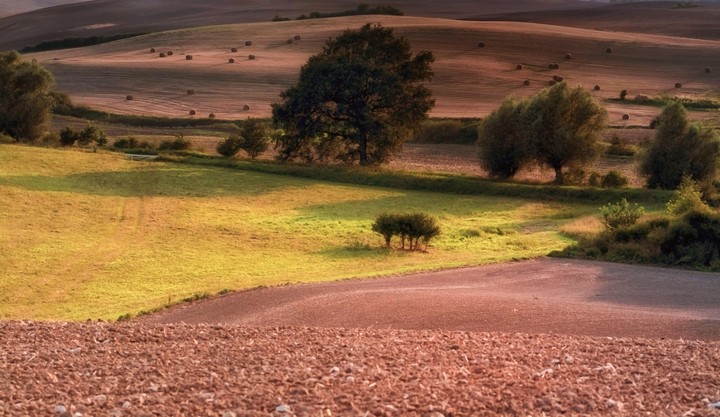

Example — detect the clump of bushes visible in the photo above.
[59,124,107,147]
[410,118,479,144]
[113,137,152,149]
[619,89,627,100]
[216,118,269,159]
[371,212,441,250]
[600,171,629,188]
[600,198,644,231]
[605,135,635,157]
[158,135,191,151]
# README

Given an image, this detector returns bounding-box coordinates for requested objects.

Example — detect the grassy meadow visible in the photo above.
[0,144,613,321]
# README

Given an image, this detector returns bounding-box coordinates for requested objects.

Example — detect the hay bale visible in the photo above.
[243,104,251,111]
[159,52,166,58]
[189,109,196,116]
[187,89,195,95]
[126,95,134,101]
[245,41,252,46]
[548,63,559,70]
[606,47,612,53]
[229,58,235,64]
[185,55,193,60]
[594,85,601,91]
[622,114,630,120]
[231,47,238,52]
[478,42,485,48]
[553,75,564,82]
[150,48,156,53]
[705,67,712,74]
[675,82,682,88]
[515,64,523,70]
[248,54,256,60]
[294,35,302,41]
[523,79,531,86]
[167,51,173,56]
[209,113,216,119]
[565,53,573,60]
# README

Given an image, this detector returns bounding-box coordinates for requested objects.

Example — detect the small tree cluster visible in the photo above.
[59,124,106,147]
[477,82,606,184]
[599,198,644,231]
[216,118,269,159]
[371,212,440,250]
[640,101,720,189]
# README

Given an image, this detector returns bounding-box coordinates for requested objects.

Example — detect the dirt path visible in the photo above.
[143,258,720,340]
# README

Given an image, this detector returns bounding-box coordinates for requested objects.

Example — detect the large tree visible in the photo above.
[640,101,720,189]
[525,82,607,184]
[477,97,532,179]
[0,50,55,141]
[272,24,435,165]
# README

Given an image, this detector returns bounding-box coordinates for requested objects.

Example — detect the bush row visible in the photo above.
[371,212,440,250]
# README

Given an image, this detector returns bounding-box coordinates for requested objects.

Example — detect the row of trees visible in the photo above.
[371,212,441,250]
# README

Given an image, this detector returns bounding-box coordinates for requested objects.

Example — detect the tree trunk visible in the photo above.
[553,166,564,184]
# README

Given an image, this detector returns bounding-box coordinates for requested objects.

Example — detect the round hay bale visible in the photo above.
[294,35,302,41]
[187,89,195,95]
[286,39,293,44]
[159,52,166,58]
[209,113,216,119]
[478,42,485,48]
[229,58,235,64]
[705,67,712,74]
[185,55,193,60]
[553,75,564,82]
[523,79,531,86]
[245,41,252,46]
[243,104,251,111]
[189,109,196,116]
[248,54,256,60]
[622,114,630,120]
[606,47,613,54]
[126,95,134,101]
[594,85,601,91]
[150,48,156,53]
[548,63,560,70]
[167,51,173,56]
[675,82,682,88]
[565,53,573,60]
[231,47,238,53]
[549,80,556,86]
[515,64,523,70]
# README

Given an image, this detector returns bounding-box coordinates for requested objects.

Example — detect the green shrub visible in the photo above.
[658,210,720,267]
[599,198,645,231]
[217,135,243,157]
[59,127,77,147]
[238,118,270,159]
[412,119,479,144]
[159,136,191,151]
[76,124,106,146]
[371,212,440,250]
[601,171,629,188]
[113,137,152,149]
[605,135,635,157]
[666,176,712,216]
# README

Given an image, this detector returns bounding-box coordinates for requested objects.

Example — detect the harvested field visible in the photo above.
[2,321,719,416]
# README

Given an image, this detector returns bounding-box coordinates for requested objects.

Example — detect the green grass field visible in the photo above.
[1,145,611,320]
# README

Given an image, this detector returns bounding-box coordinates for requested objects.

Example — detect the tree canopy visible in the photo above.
[0,50,55,141]
[272,24,435,165]
[640,101,720,189]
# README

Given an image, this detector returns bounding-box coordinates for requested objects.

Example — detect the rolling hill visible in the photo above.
[29,15,720,122]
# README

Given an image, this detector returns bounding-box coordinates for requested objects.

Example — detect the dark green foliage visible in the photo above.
[217,135,243,157]
[293,4,403,20]
[526,83,607,184]
[238,118,269,159]
[477,97,532,179]
[58,124,106,147]
[619,90,627,101]
[59,127,77,147]
[158,136,191,151]
[371,212,440,250]
[640,102,720,189]
[411,118,480,144]
[272,24,434,165]
[601,171,629,188]
[599,198,644,231]
[113,137,152,149]
[605,135,635,157]
[658,210,720,267]
[20,33,145,53]
[0,51,55,141]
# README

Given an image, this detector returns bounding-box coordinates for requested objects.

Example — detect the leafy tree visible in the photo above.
[217,135,243,157]
[0,50,55,141]
[525,83,607,184]
[238,118,269,159]
[640,101,720,189]
[599,198,644,231]
[477,97,532,179]
[666,176,712,216]
[371,212,440,250]
[59,127,78,147]
[272,24,435,165]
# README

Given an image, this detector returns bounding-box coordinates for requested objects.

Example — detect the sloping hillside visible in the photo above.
[30,16,720,121]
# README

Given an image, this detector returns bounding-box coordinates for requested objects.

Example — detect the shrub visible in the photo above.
[217,135,243,157]
[76,124,106,146]
[238,118,269,159]
[159,135,191,151]
[620,89,627,100]
[605,135,635,157]
[286,39,293,44]
[601,171,629,188]
[412,119,478,144]
[371,212,440,250]
[113,137,152,149]
[588,172,601,187]
[59,127,77,146]
[658,210,720,267]
[666,176,712,216]
[599,198,644,231]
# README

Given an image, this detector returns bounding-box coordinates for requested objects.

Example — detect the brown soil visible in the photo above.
[3,321,720,417]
